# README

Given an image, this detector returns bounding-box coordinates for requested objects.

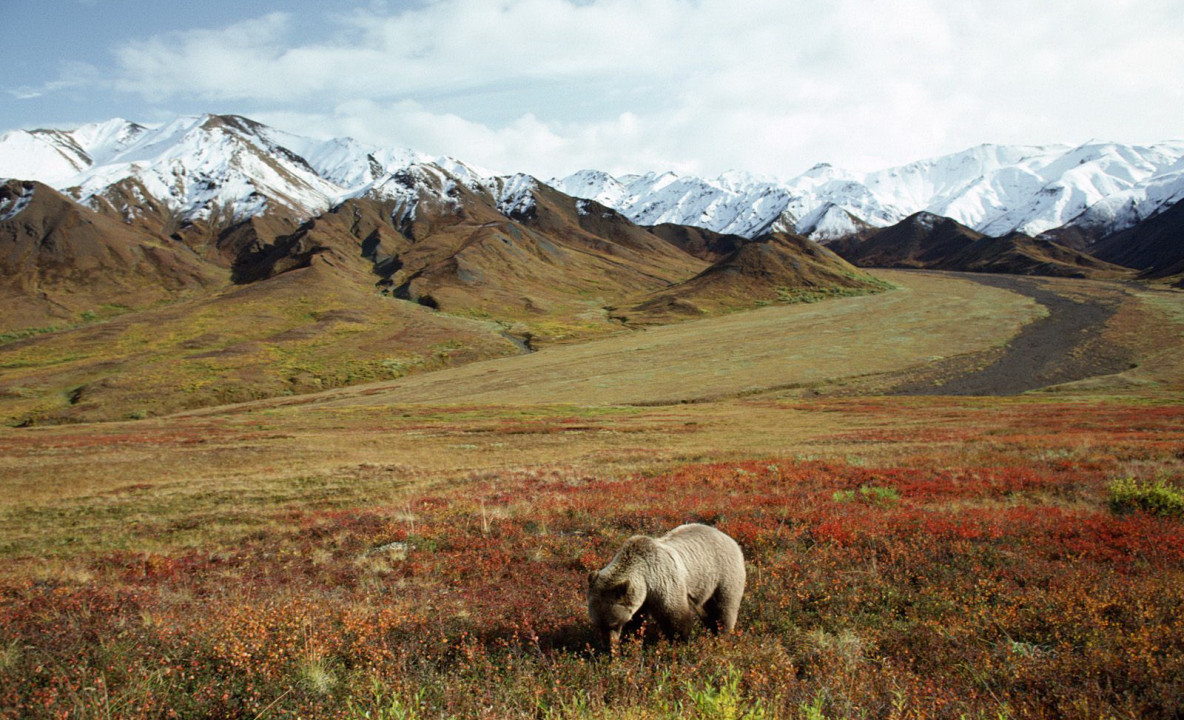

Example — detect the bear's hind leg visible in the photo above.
[697,593,721,634]
[708,584,742,634]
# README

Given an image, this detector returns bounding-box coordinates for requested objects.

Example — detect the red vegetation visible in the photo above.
[2,404,1184,717]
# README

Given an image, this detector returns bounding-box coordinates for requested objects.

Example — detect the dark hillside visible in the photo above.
[0,179,223,332]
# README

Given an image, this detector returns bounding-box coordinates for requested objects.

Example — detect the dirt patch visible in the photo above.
[891,274,1134,396]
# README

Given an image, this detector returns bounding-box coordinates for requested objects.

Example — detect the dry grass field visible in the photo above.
[2,270,1183,718]
[0,264,523,427]
[285,271,1043,406]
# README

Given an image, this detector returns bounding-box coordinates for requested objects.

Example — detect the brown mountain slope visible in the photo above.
[835,212,1131,279]
[646,223,748,262]
[622,232,890,324]
[829,212,984,268]
[0,172,545,424]
[0,180,224,333]
[1089,198,1184,280]
[0,167,713,423]
[512,185,706,273]
[0,258,522,425]
[230,196,412,286]
[948,232,1132,279]
[363,176,709,342]
[237,168,708,327]
[0,168,917,424]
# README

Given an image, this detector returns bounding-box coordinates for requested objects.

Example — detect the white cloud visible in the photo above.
[7,63,101,101]
[104,0,1184,177]
[9,82,71,101]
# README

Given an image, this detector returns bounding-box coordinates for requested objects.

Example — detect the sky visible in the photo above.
[4,0,1183,179]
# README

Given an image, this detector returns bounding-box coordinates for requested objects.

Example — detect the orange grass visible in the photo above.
[1,400,1183,718]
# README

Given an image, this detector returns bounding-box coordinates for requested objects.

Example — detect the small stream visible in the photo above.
[893,274,1133,396]
[500,331,535,354]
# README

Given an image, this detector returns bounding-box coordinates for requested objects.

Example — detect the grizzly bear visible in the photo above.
[587,523,745,648]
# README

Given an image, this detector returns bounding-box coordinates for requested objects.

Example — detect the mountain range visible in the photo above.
[0,114,885,424]
[1,113,1181,424]
[4,115,1183,245]
[552,142,1184,243]
[3,114,1181,279]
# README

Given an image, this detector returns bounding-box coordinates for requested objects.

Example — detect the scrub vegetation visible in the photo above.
[1,271,1183,718]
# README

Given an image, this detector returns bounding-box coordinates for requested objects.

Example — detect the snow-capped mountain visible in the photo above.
[867,141,1184,237]
[1,114,1182,248]
[0,114,458,226]
[552,169,797,238]
[0,119,145,185]
[554,141,1184,242]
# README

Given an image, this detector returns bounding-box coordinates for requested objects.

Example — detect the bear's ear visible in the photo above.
[587,570,598,587]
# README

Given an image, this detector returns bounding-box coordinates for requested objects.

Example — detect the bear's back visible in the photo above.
[661,523,740,550]
[659,524,744,573]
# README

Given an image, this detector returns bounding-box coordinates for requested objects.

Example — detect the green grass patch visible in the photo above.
[683,669,771,720]
[832,485,901,505]
[1108,476,1184,519]
[774,282,893,306]
[0,325,66,346]
[1,305,134,346]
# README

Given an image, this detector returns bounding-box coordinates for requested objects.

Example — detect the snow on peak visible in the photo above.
[0,114,490,229]
[364,163,466,225]
[551,169,627,209]
[910,211,942,230]
[74,117,331,221]
[435,156,498,195]
[554,168,803,237]
[557,140,1184,242]
[2,113,1182,245]
[0,129,91,185]
[259,126,426,195]
[68,119,148,163]
[496,173,538,218]
[795,202,866,242]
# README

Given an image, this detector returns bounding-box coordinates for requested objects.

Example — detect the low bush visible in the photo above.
[1108,476,1184,518]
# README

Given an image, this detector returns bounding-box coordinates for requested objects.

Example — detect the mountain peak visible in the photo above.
[906,210,946,229]
[496,173,540,218]
[195,113,268,135]
[2,113,1183,250]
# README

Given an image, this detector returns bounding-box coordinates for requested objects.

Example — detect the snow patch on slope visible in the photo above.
[364,164,465,225]
[554,170,797,237]
[68,119,149,165]
[553,169,627,209]
[63,115,345,222]
[0,182,35,222]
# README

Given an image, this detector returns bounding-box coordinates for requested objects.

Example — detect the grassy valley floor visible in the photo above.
[1,270,1183,718]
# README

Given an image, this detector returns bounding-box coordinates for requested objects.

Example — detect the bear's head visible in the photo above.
[587,570,645,648]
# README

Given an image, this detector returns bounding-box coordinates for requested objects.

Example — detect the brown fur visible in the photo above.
[587,523,745,648]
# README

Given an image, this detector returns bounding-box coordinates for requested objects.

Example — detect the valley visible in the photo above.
[1,113,1183,718]
[199,270,1044,408]
[2,264,1183,718]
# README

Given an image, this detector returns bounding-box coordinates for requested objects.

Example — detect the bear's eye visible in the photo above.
[612,583,629,599]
